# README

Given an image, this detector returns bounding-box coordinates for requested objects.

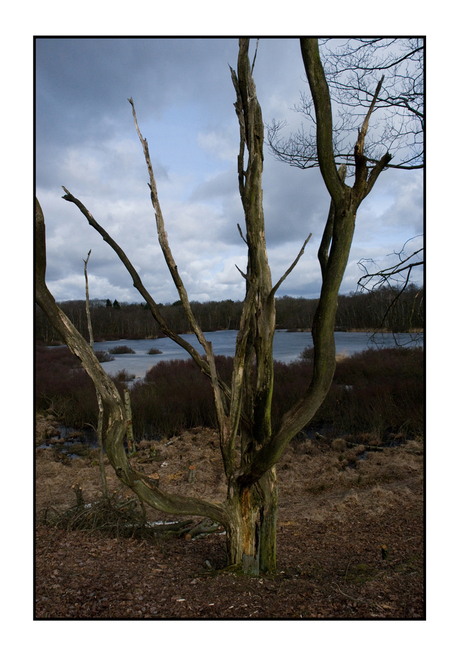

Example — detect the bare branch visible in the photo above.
[61,187,221,384]
[36,198,229,527]
[237,222,247,244]
[271,233,312,298]
[356,237,424,341]
[300,38,345,207]
[355,75,384,157]
[83,248,108,497]
[251,38,259,74]
[128,99,212,355]
[83,250,94,349]
[129,98,236,462]
[268,38,424,172]
[358,246,424,290]
[318,164,347,279]
[235,264,248,280]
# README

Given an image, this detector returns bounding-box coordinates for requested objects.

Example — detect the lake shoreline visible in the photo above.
[40,326,424,347]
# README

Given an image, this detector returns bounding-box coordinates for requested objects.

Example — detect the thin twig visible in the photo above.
[237,223,247,244]
[271,234,312,298]
[251,38,259,74]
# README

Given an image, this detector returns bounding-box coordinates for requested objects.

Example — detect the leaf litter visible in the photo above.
[36,427,424,618]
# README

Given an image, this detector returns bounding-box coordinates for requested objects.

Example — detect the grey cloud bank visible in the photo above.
[36,37,423,304]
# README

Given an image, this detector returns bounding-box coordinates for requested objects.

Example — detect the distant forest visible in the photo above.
[35,284,424,344]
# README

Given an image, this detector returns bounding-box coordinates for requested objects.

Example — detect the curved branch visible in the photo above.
[318,164,347,279]
[128,97,228,431]
[267,39,424,172]
[61,189,208,371]
[300,38,345,207]
[130,470,228,525]
[36,198,128,469]
[128,100,205,346]
[61,187,232,411]
[36,198,229,528]
[357,245,424,290]
[270,233,312,298]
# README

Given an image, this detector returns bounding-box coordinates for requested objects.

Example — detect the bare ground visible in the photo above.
[35,424,424,619]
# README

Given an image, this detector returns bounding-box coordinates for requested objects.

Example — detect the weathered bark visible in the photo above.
[234,39,391,486]
[36,199,128,480]
[124,388,136,455]
[84,250,108,498]
[225,466,277,575]
[225,39,281,573]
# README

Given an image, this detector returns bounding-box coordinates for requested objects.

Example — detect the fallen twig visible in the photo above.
[332,582,372,606]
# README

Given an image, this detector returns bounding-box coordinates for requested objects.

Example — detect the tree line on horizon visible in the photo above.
[36,283,423,344]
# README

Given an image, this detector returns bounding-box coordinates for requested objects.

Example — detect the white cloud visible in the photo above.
[197,128,237,163]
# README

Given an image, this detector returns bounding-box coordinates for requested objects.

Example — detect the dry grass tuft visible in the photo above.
[331,438,347,452]
[35,414,60,445]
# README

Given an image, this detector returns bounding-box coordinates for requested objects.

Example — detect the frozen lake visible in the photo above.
[93,330,422,381]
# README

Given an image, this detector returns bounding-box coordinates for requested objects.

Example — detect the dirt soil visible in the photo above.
[35,423,424,619]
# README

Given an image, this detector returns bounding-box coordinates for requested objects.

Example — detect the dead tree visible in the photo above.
[83,250,108,498]
[35,38,391,575]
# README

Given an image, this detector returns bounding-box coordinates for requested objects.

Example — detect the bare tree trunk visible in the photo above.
[124,388,136,455]
[223,39,282,574]
[221,40,391,572]
[84,250,108,499]
[224,466,278,574]
[95,397,107,496]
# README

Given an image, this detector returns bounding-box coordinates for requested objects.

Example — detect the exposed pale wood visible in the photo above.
[84,250,108,498]
[124,389,135,455]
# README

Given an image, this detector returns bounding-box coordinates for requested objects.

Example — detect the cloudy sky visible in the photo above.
[35,37,423,305]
